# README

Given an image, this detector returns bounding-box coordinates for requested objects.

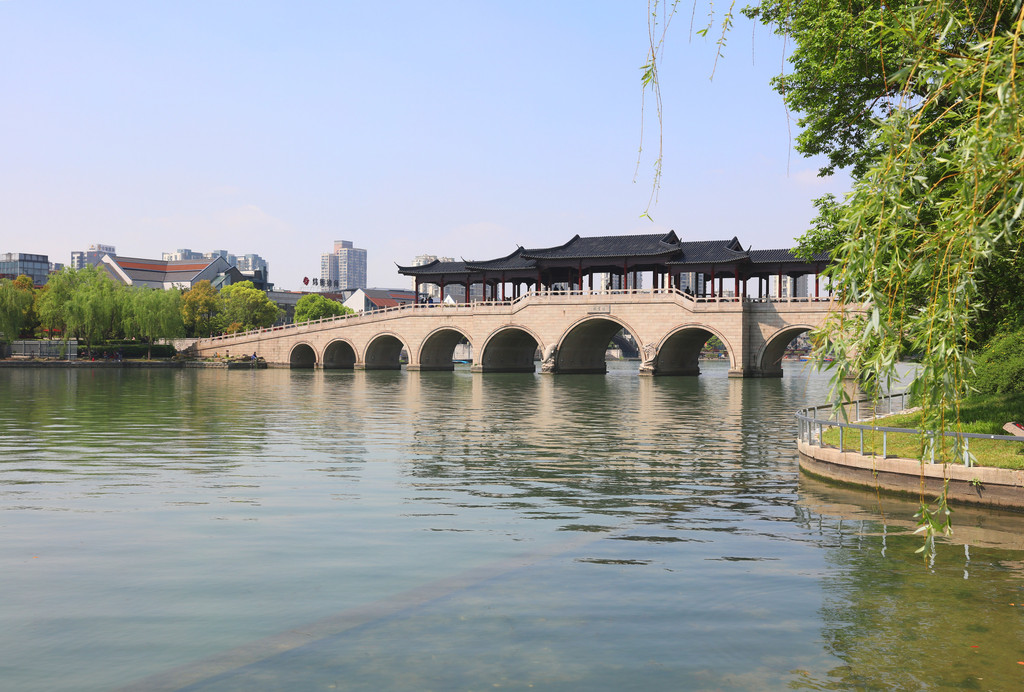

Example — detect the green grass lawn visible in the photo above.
[817,392,1024,469]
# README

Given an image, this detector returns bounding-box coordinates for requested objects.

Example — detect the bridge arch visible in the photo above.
[362,332,408,371]
[477,326,543,373]
[756,324,814,378]
[654,324,735,376]
[323,339,357,370]
[417,327,473,371]
[289,342,317,369]
[553,316,638,374]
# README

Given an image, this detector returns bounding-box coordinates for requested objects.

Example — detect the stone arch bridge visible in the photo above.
[193,289,835,377]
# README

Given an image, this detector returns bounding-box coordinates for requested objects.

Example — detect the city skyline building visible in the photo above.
[70,243,116,270]
[161,248,268,271]
[161,248,270,287]
[410,254,456,301]
[320,240,367,291]
[0,252,52,285]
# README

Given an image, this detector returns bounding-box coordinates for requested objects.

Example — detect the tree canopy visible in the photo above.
[180,280,221,337]
[218,281,282,332]
[0,278,34,344]
[124,286,185,358]
[646,0,1024,541]
[743,0,1016,178]
[294,293,354,323]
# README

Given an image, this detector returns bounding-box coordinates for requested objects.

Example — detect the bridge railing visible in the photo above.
[795,391,1023,467]
[202,288,832,342]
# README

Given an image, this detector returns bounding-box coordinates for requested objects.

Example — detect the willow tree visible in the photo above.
[644,0,1024,542]
[64,266,123,356]
[0,278,34,345]
[124,287,185,358]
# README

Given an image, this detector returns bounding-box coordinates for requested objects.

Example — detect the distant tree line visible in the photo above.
[0,267,286,357]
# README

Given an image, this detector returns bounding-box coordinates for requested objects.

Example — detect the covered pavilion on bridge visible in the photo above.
[397,232,830,303]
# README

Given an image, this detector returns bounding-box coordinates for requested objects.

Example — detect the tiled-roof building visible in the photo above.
[100,255,230,289]
[399,233,829,302]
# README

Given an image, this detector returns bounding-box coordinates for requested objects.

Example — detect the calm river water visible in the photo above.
[3,362,1024,691]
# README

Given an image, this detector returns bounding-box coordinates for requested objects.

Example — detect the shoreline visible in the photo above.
[0,359,266,370]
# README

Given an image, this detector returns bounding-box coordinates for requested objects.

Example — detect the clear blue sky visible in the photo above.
[0,1,849,290]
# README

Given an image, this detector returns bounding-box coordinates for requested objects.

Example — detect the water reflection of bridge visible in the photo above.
[197,288,834,377]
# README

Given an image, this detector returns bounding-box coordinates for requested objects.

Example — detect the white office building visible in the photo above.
[70,243,116,269]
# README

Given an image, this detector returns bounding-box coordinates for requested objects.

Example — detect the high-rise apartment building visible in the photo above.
[594,272,644,291]
[410,253,455,301]
[770,274,812,299]
[235,253,268,274]
[162,248,204,262]
[70,243,116,270]
[321,240,367,291]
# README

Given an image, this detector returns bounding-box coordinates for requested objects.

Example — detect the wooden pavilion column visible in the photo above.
[710,268,716,298]
[734,266,739,300]
[577,261,583,291]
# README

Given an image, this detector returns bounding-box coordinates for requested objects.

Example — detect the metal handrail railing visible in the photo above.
[795,391,1023,467]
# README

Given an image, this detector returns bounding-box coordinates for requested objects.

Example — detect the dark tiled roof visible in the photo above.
[668,238,748,265]
[521,231,681,259]
[465,247,537,272]
[398,233,830,279]
[748,248,829,264]
[396,259,471,276]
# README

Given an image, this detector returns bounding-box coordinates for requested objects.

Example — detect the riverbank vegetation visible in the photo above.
[0,268,284,355]
[294,293,354,323]
[821,392,1024,469]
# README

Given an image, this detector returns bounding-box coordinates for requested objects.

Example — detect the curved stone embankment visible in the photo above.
[798,440,1024,511]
